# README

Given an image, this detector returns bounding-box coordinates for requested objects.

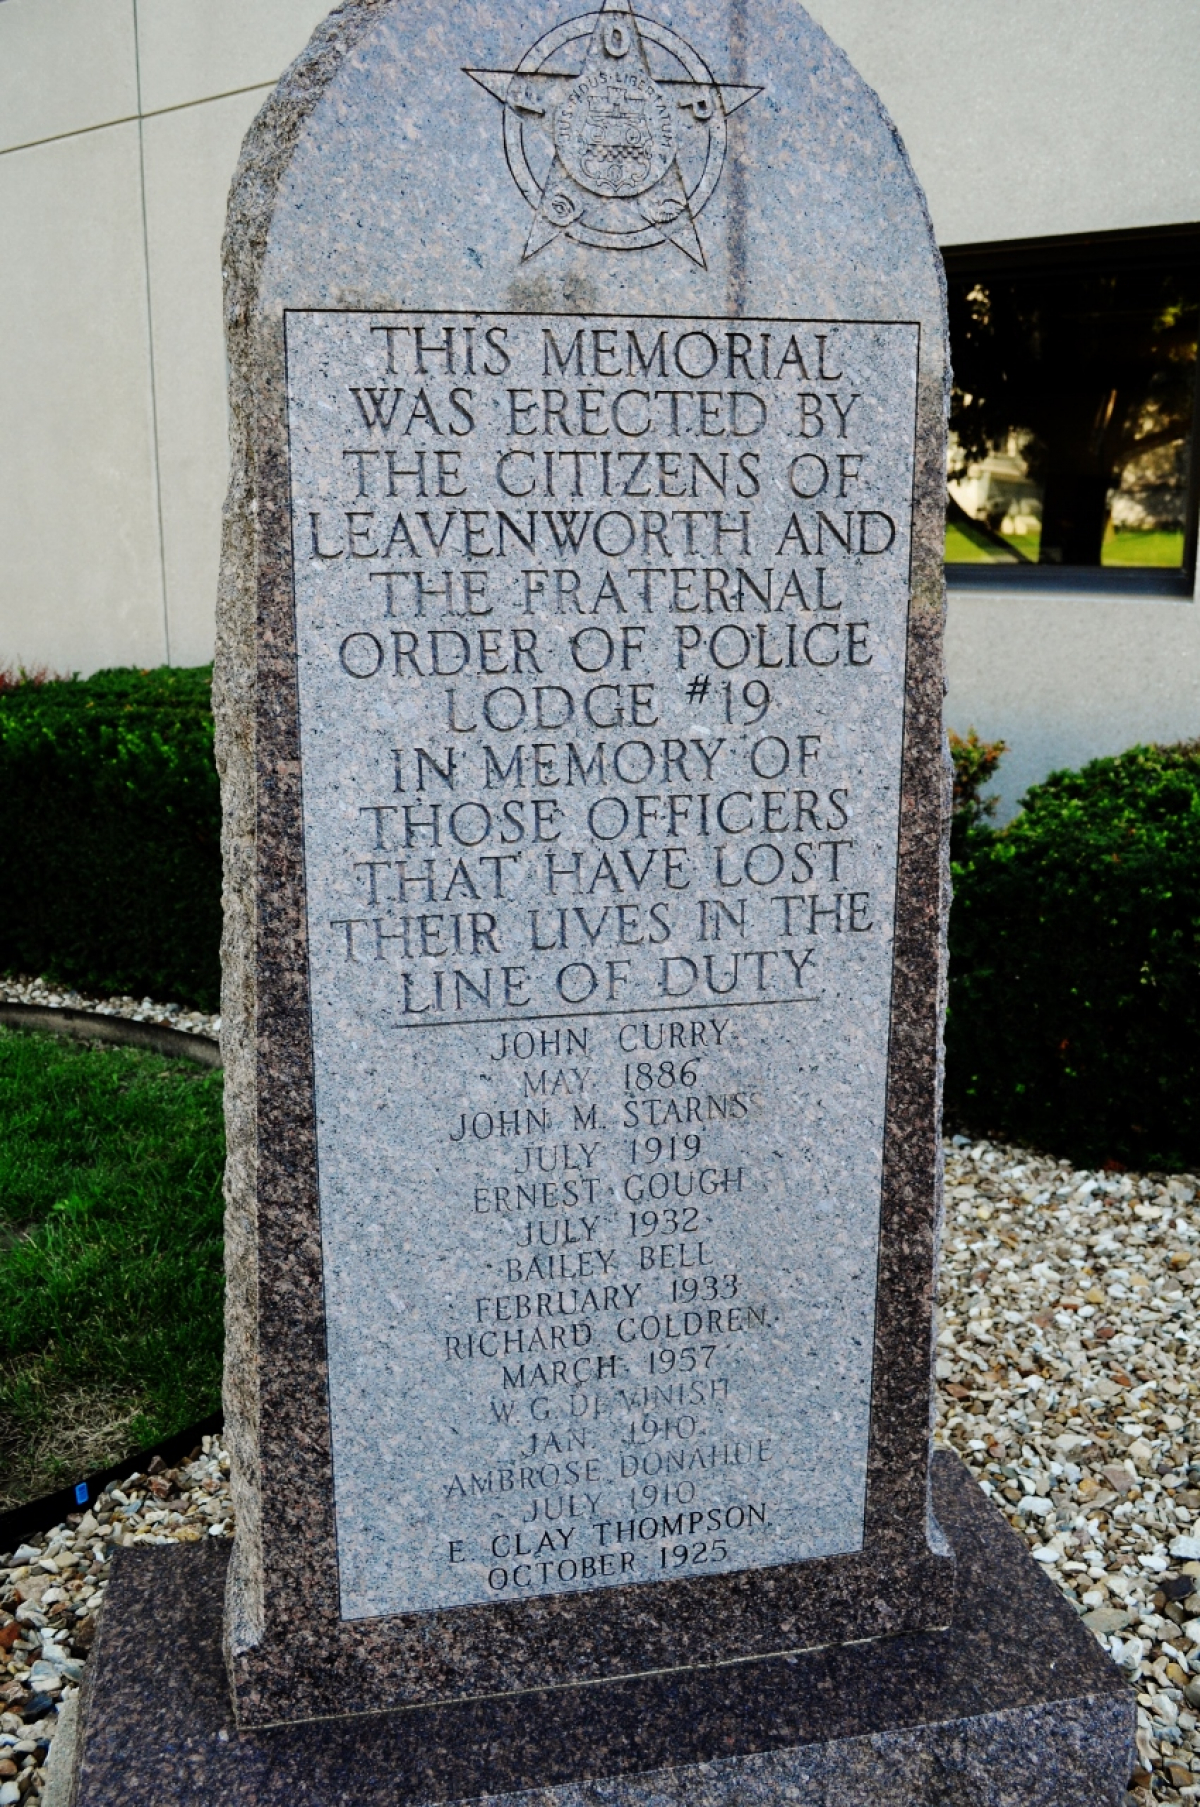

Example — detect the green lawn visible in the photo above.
[1102,528,1185,567]
[946,521,1185,570]
[0,1027,224,1508]
[945,521,1016,563]
[944,518,1036,564]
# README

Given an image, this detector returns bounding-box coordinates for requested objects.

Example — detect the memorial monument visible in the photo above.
[67,0,1135,1800]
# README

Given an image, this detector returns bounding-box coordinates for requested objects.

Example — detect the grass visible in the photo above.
[0,1026,224,1508]
[945,521,1016,564]
[947,521,1186,570]
[1102,527,1185,567]
[996,531,1041,563]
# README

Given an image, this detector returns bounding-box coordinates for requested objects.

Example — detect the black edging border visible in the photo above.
[0,1002,222,1069]
[0,1412,225,1555]
[0,1003,225,1553]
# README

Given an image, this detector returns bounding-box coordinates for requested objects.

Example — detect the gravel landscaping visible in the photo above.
[0,1440,231,1804]
[0,975,219,1043]
[3,1136,1197,1804]
[939,1137,1200,1804]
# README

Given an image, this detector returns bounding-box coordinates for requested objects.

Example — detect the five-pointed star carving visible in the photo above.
[465,0,761,265]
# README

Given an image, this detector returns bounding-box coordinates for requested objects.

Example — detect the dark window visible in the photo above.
[943,225,1200,589]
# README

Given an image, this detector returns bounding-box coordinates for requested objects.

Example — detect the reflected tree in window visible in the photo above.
[945,232,1200,569]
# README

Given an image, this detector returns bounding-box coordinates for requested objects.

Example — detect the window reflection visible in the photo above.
[944,230,1200,571]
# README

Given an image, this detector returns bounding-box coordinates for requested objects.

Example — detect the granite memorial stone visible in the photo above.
[66,1,1135,1801]
[289,303,923,1630]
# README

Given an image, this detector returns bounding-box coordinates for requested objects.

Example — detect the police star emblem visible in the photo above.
[465,0,762,266]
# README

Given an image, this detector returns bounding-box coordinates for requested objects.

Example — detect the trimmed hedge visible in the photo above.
[0,667,221,1011]
[946,742,1200,1172]
[948,727,1006,864]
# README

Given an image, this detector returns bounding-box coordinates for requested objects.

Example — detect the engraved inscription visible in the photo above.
[285,309,919,1619]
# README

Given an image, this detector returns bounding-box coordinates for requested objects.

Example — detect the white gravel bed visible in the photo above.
[0,973,219,1041]
[5,1139,1196,1804]
[0,1440,232,1803]
[939,1137,1199,1806]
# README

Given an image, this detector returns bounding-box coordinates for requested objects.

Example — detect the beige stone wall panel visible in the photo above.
[804,0,1200,244]
[945,590,1200,820]
[0,124,164,675]
[141,89,271,669]
[135,0,336,115]
[0,0,137,154]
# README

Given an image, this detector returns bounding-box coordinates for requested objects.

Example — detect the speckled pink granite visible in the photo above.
[69,1456,1135,1806]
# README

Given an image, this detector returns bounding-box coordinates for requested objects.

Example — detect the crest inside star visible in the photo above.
[465,0,761,264]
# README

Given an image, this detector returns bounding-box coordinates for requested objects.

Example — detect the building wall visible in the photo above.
[1,0,1198,811]
[944,591,1199,820]
[802,0,1200,246]
[0,0,332,674]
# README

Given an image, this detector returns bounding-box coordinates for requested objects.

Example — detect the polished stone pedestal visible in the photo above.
[66,1455,1134,1807]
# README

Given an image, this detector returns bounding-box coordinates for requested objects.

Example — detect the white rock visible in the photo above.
[27,1661,64,1692]
[937,1130,1200,1798]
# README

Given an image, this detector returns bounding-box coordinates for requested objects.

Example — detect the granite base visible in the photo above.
[67,1454,1134,1807]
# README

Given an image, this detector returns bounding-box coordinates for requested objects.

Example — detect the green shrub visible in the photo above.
[948,727,1007,863]
[946,742,1200,1171]
[0,666,220,1011]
